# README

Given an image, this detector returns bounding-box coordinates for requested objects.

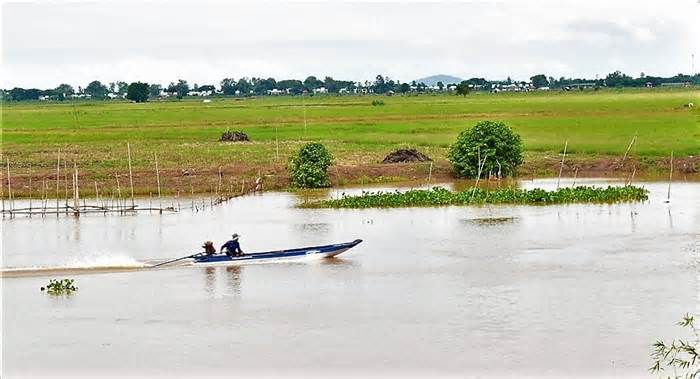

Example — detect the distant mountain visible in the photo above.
[413,74,463,86]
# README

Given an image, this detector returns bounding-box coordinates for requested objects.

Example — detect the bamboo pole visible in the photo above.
[73,162,80,215]
[42,179,48,215]
[6,158,13,212]
[56,150,60,216]
[115,174,122,212]
[28,164,33,212]
[217,166,223,198]
[627,166,637,186]
[572,167,579,187]
[64,159,69,208]
[621,134,637,166]
[427,161,433,184]
[557,140,568,190]
[154,153,162,209]
[1,157,4,215]
[127,143,135,208]
[666,151,673,203]
[471,148,488,200]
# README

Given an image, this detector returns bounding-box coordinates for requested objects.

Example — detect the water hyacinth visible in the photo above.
[310,185,649,208]
[41,279,78,295]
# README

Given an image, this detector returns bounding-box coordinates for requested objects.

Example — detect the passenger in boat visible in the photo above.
[201,241,216,255]
[221,233,244,257]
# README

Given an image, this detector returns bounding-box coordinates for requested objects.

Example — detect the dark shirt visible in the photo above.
[221,240,242,254]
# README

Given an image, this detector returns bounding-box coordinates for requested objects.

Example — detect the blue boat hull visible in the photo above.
[191,239,362,265]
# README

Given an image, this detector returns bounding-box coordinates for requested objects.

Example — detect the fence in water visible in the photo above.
[1,146,264,218]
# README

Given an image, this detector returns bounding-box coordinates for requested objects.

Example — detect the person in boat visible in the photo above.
[201,241,216,256]
[220,233,244,257]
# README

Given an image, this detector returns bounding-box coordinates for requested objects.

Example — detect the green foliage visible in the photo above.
[126,82,150,103]
[371,99,385,106]
[41,278,78,295]
[311,185,649,208]
[288,142,333,188]
[85,80,109,99]
[650,313,699,378]
[448,121,524,179]
[455,81,471,96]
[167,79,189,99]
[530,74,549,88]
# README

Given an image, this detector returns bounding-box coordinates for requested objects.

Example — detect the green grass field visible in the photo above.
[1,88,698,194]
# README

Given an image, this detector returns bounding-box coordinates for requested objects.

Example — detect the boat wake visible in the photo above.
[0,254,150,277]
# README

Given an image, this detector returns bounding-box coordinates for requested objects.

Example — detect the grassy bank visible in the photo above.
[1,88,698,197]
[309,186,650,208]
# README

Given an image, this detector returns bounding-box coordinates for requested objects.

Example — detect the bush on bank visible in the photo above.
[288,142,333,188]
[448,121,524,179]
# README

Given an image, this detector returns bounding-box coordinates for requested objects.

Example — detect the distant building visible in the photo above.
[313,87,328,94]
[660,82,690,87]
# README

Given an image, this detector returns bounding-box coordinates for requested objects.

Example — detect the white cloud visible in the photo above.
[1,0,698,88]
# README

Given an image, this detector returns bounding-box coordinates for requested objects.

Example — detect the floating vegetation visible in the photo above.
[309,185,649,208]
[41,279,78,295]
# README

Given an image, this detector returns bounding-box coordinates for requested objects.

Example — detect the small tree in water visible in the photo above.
[650,313,700,378]
[288,142,333,188]
[448,120,523,179]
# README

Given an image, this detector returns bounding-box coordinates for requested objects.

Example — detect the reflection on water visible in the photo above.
[460,216,518,226]
[294,222,332,236]
[1,178,698,377]
[202,266,243,297]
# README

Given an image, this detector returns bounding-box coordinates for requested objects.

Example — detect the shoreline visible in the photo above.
[0,153,697,200]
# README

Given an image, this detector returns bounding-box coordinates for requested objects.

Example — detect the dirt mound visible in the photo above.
[382,148,431,163]
[220,130,250,142]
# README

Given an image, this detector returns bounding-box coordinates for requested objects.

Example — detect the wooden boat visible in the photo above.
[190,239,363,265]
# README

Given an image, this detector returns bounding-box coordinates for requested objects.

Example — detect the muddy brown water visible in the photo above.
[1,178,698,378]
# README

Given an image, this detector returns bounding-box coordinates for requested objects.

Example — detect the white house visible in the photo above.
[313,87,328,94]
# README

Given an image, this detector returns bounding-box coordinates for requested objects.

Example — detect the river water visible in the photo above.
[1,179,698,378]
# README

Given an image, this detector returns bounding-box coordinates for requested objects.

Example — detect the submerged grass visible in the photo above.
[310,185,649,208]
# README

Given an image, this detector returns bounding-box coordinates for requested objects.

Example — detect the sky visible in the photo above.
[1,0,699,89]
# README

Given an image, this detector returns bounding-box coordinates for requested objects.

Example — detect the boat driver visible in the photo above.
[220,233,244,257]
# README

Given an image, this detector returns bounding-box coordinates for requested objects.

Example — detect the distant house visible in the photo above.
[660,82,690,88]
[564,82,598,91]
[313,87,328,94]
[187,90,213,97]
[339,88,349,94]
[267,89,285,95]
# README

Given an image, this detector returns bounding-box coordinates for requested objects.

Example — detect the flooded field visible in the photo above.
[2,178,698,378]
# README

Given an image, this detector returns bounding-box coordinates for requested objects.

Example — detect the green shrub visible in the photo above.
[371,99,385,106]
[448,120,523,178]
[288,142,333,188]
[41,278,78,294]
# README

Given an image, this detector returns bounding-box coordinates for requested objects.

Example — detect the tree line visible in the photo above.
[3,71,699,102]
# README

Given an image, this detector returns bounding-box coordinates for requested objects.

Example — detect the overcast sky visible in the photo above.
[1,0,699,88]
